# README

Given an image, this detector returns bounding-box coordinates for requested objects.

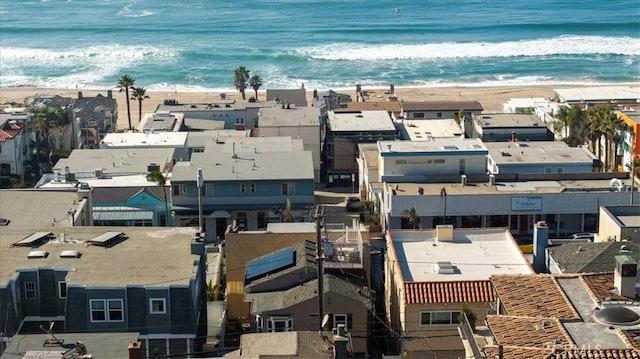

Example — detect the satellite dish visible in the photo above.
[321,314,330,329]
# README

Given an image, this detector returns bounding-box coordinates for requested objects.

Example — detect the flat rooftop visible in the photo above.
[328,110,396,132]
[378,138,487,155]
[398,119,463,139]
[258,106,321,127]
[473,113,546,128]
[0,190,81,227]
[183,118,225,130]
[139,111,184,132]
[485,141,596,166]
[400,100,483,112]
[554,86,640,102]
[156,100,274,113]
[53,148,175,175]
[186,129,250,148]
[389,228,532,282]
[0,226,199,286]
[100,132,188,148]
[1,332,139,359]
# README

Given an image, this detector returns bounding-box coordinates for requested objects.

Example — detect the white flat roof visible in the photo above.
[399,119,463,139]
[554,86,640,102]
[378,138,486,154]
[390,228,532,282]
[486,141,596,165]
[328,110,396,132]
[101,132,188,147]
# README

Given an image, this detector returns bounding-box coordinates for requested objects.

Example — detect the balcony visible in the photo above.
[323,224,363,269]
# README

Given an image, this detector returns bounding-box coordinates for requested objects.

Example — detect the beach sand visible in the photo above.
[0,85,581,130]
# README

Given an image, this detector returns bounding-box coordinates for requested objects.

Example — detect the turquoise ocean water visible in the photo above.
[1,0,639,92]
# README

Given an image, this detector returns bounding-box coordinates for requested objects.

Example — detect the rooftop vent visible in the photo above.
[28,250,49,259]
[594,306,640,326]
[535,320,552,330]
[434,261,455,274]
[60,250,81,258]
[0,217,9,226]
[436,224,454,242]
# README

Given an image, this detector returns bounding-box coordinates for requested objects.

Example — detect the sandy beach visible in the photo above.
[0,84,631,131]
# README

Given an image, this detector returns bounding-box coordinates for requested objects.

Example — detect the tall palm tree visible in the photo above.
[401,207,420,229]
[116,74,136,131]
[580,111,603,158]
[47,104,68,150]
[130,87,150,131]
[555,105,584,145]
[249,74,263,100]
[233,66,250,100]
[147,170,169,226]
[587,107,618,171]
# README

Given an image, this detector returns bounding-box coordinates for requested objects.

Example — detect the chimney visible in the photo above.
[489,174,496,186]
[533,221,549,273]
[333,324,349,359]
[128,341,143,359]
[436,224,454,242]
[614,255,637,298]
[107,90,112,98]
[77,91,83,99]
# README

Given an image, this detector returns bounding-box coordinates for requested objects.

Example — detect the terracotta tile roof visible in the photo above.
[400,100,484,112]
[487,315,572,349]
[484,345,552,359]
[491,274,581,320]
[580,272,628,302]
[403,280,494,304]
[0,122,24,143]
[550,348,640,358]
[620,329,640,351]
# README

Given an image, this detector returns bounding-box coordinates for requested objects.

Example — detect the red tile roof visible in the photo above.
[403,280,494,304]
[0,122,24,143]
[580,272,627,302]
[550,349,640,358]
[487,315,572,349]
[491,274,581,320]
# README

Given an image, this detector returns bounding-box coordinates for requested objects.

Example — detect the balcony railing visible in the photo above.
[324,224,363,269]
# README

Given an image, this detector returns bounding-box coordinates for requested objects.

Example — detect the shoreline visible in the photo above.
[2,83,638,131]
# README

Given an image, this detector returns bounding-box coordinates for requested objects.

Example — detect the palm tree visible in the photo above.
[116,74,136,131]
[555,105,584,145]
[401,206,420,229]
[233,66,250,100]
[147,170,169,226]
[47,104,68,150]
[249,74,263,100]
[580,111,603,158]
[587,107,618,171]
[130,87,150,131]
[27,105,57,175]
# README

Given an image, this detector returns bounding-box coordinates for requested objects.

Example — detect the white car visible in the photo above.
[570,233,595,241]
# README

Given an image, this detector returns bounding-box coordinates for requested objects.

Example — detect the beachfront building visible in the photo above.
[170,137,315,239]
[73,91,118,148]
[341,101,402,120]
[553,86,640,107]
[0,226,208,358]
[399,100,483,120]
[0,112,28,188]
[384,227,532,358]
[323,110,398,186]
[99,131,189,161]
[257,106,322,182]
[186,129,250,157]
[0,188,91,227]
[155,98,274,130]
[617,110,640,174]
[466,113,554,142]
[265,88,308,107]
[397,118,464,140]
[485,140,599,175]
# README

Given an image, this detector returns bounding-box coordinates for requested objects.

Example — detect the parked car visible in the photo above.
[346,197,361,212]
[570,232,595,241]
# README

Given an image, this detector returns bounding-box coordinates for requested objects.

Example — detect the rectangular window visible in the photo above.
[90,300,106,322]
[205,184,214,197]
[257,212,267,230]
[250,183,256,193]
[281,183,295,195]
[58,281,67,299]
[267,317,293,332]
[420,311,461,325]
[556,168,564,173]
[433,159,445,164]
[544,167,552,173]
[413,113,425,119]
[25,282,36,299]
[108,299,124,321]
[173,184,186,196]
[437,112,443,118]
[193,147,205,153]
[333,313,353,330]
[149,298,166,314]
[240,183,246,193]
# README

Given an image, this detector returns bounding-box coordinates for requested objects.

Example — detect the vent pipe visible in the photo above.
[489,174,496,186]
[461,174,467,186]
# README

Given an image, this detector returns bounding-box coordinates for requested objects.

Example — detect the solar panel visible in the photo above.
[245,247,296,282]
[85,232,124,246]
[12,232,53,247]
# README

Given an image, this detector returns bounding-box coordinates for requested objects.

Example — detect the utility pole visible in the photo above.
[314,205,325,330]
[197,168,204,232]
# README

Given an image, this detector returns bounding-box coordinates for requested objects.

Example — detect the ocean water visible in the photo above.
[0,0,639,92]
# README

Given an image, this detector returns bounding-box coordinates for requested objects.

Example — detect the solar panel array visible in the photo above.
[245,247,296,282]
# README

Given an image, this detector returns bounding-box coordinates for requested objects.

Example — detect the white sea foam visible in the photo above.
[297,36,640,61]
[0,44,178,88]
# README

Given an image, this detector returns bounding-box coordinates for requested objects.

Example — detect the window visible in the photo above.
[58,281,67,299]
[420,311,461,325]
[205,184,214,197]
[556,168,564,173]
[281,183,295,195]
[25,282,36,299]
[257,212,267,230]
[413,113,425,119]
[149,298,166,314]
[267,317,293,332]
[437,112,442,118]
[333,313,353,329]
[240,183,246,193]
[250,183,256,193]
[173,184,186,196]
[193,147,205,153]
[90,300,106,322]
[90,299,124,322]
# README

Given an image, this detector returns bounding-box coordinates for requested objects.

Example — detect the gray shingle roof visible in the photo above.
[548,241,640,274]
